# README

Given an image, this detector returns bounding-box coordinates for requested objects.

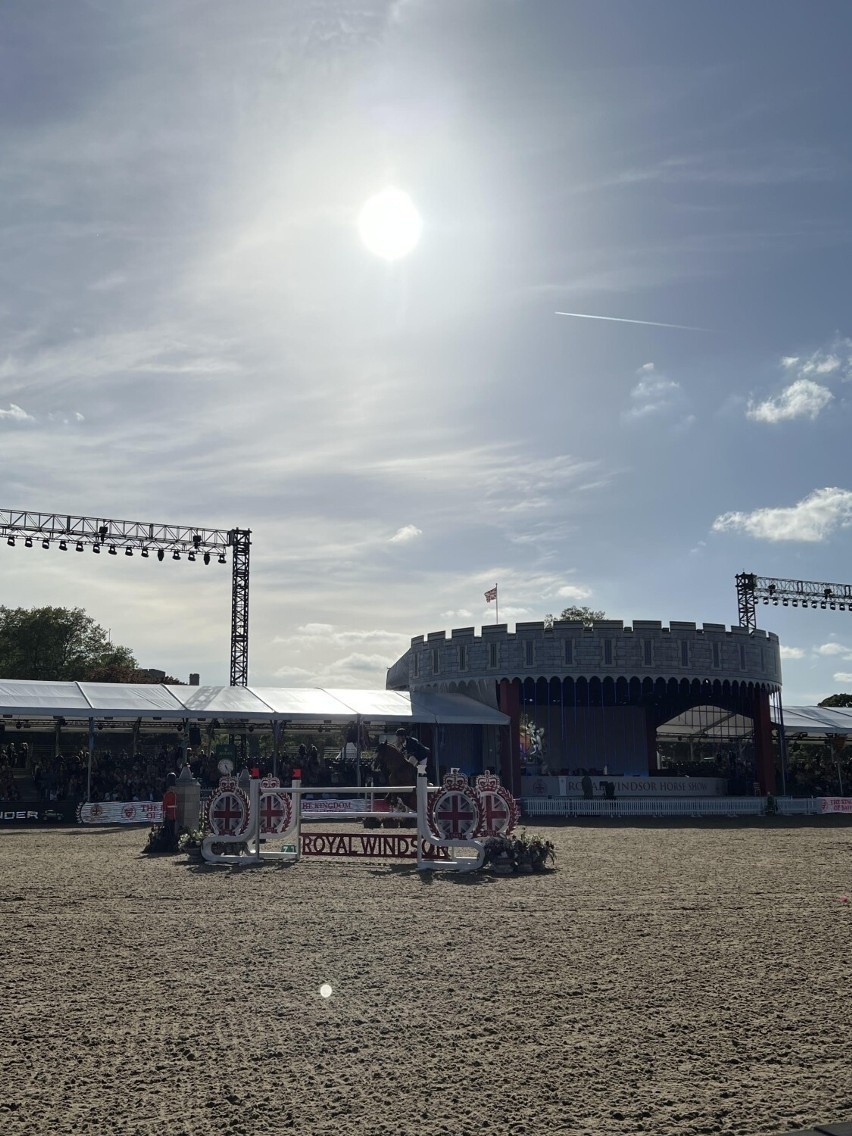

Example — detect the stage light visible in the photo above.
[830,603,836,610]
[188,551,196,562]
[125,547,133,556]
[791,600,798,607]
[6,537,14,547]
[820,601,827,609]
[218,553,226,564]
[59,540,68,551]
[157,549,164,562]
[762,597,769,604]
[840,603,847,611]
[812,601,819,608]
[141,548,149,558]
[193,533,202,548]
[108,545,117,555]
[782,599,789,606]
[75,542,83,552]
[772,598,779,605]
[42,539,49,549]
[93,544,101,554]
[203,552,210,565]
[24,537,32,548]
[172,550,180,560]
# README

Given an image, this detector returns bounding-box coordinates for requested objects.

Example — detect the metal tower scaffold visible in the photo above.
[0,508,251,686]
[736,571,852,632]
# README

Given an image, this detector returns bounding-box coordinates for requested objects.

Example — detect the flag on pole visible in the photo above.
[484,586,497,603]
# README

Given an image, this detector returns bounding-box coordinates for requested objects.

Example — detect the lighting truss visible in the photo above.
[736,572,852,632]
[0,508,251,686]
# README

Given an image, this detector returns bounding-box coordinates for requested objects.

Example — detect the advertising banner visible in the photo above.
[0,801,78,824]
[521,775,727,798]
[78,801,164,825]
[819,797,852,813]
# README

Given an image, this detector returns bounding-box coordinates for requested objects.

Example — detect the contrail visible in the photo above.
[556,311,708,331]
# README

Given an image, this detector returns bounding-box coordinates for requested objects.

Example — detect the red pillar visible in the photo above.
[497,679,522,797]
[752,687,775,795]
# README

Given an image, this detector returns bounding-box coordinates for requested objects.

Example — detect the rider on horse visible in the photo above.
[395,727,429,775]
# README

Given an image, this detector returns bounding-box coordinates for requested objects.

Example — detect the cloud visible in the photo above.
[748,339,852,424]
[814,643,852,662]
[389,524,422,544]
[747,378,833,423]
[782,341,852,379]
[623,363,684,421]
[556,584,592,600]
[440,609,473,620]
[712,487,852,542]
[0,404,34,423]
[832,673,852,685]
[779,646,805,660]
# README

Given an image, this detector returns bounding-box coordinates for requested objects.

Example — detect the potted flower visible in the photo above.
[483,835,516,874]
[178,827,207,861]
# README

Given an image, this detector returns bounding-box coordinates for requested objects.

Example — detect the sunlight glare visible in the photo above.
[357,188,422,261]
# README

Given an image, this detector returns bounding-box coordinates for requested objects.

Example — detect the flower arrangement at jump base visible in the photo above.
[178,827,207,855]
[482,831,556,874]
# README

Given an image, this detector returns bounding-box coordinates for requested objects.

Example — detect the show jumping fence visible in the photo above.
[201,770,516,872]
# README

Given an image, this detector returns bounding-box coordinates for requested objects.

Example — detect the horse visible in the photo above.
[370,740,417,828]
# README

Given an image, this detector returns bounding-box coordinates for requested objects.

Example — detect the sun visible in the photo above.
[357,187,422,261]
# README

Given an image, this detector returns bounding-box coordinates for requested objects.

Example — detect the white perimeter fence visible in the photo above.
[521,796,821,819]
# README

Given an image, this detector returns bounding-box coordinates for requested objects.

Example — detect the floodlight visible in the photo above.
[6,537,14,546]
[172,550,180,560]
[108,546,117,555]
[93,544,101,554]
[141,548,149,558]
[42,539,49,549]
[218,553,226,564]
[24,537,32,548]
[59,540,68,551]
[188,551,196,562]
[125,548,133,556]
[75,542,83,552]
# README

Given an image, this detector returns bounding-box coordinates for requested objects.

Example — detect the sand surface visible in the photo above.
[2,820,852,1136]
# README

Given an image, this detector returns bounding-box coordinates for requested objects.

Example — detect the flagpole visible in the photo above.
[495,585,498,626]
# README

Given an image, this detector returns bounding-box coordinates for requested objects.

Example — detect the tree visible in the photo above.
[0,606,178,683]
[819,693,852,708]
[543,605,607,629]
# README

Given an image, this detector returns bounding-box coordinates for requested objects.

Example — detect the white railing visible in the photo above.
[520,797,821,818]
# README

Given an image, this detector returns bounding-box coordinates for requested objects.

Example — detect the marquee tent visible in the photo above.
[0,679,508,728]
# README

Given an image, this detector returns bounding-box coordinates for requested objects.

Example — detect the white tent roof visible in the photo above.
[0,680,508,727]
[776,705,852,736]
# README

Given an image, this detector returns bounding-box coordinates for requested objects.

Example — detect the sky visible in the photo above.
[1,0,852,704]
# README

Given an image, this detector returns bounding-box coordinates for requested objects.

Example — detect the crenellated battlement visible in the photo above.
[391,621,781,691]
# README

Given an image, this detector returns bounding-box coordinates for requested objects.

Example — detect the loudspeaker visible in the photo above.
[188,726,202,747]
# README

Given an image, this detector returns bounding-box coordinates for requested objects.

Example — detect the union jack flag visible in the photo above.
[484,586,497,602]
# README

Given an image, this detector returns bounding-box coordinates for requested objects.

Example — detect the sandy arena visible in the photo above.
[2,819,852,1136]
